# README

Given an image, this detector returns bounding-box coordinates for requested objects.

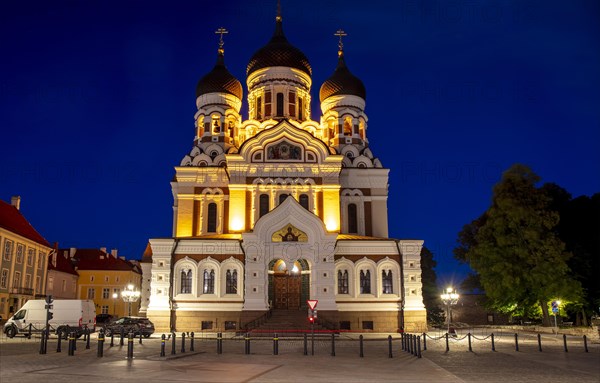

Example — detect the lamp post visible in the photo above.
[112,292,118,316]
[121,284,141,317]
[441,287,459,334]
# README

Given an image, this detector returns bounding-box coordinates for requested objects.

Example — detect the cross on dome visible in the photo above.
[215,27,228,54]
[334,29,347,56]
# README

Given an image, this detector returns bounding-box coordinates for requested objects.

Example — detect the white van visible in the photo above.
[3,299,96,338]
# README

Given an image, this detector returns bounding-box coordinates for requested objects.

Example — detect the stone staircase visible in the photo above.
[248,309,331,336]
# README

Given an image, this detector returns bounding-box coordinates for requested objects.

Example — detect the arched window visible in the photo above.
[382,270,393,294]
[348,203,358,234]
[298,97,304,120]
[259,194,270,218]
[360,270,371,294]
[203,269,215,294]
[343,118,352,136]
[180,269,192,294]
[276,92,284,117]
[299,194,309,210]
[207,203,217,233]
[288,92,296,116]
[337,270,349,294]
[278,194,289,205]
[264,91,272,116]
[256,96,262,120]
[226,269,237,294]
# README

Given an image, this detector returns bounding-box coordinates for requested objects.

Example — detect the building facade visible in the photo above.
[46,248,79,299]
[145,13,426,333]
[0,197,51,319]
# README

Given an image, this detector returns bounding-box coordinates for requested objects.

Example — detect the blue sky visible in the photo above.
[1,0,599,287]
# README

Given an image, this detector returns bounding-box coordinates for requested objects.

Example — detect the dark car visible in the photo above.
[103,316,155,338]
[95,314,113,326]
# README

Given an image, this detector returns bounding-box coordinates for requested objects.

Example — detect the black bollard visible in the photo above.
[245,333,250,355]
[583,335,588,353]
[85,327,91,349]
[537,333,542,352]
[273,333,279,355]
[514,333,519,352]
[181,332,186,353]
[171,332,176,355]
[39,328,47,354]
[160,334,166,357]
[359,335,364,358]
[388,335,393,358]
[423,333,427,351]
[468,333,472,352]
[417,336,422,358]
[217,332,222,354]
[110,331,114,347]
[303,333,308,356]
[139,330,143,344]
[401,333,405,351]
[491,333,495,351]
[413,334,417,356]
[563,334,568,353]
[445,333,449,352]
[408,334,412,354]
[127,332,134,359]
[190,332,195,351]
[73,330,77,351]
[120,327,125,346]
[97,329,104,357]
[331,333,336,357]
[56,330,62,353]
[68,332,76,356]
[28,323,32,339]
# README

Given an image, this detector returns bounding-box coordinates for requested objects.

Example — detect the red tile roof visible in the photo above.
[0,199,50,247]
[48,249,79,276]
[70,248,141,273]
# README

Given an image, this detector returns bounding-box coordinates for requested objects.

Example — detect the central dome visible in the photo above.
[247,20,311,77]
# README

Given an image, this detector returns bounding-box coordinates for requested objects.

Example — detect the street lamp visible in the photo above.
[112,292,118,316]
[121,284,141,317]
[441,287,459,335]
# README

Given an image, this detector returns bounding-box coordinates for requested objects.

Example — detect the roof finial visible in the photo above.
[215,27,228,55]
[334,29,347,57]
[276,0,282,22]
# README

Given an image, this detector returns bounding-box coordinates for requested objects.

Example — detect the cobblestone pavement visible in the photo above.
[1,330,598,382]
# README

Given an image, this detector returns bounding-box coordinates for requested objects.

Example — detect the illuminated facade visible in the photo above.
[145,13,426,333]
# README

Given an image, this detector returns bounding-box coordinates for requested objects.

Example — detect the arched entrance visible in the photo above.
[268,259,309,310]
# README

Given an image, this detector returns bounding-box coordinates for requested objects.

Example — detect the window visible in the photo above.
[0,269,8,288]
[48,275,54,289]
[343,118,352,136]
[101,305,109,314]
[203,269,215,294]
[36,276,41,291]
[276,92,284,117]
[38,251,45,268]
[224,321,236,330]
[24,274,31,288]
[207,203,217,233]
[201,321,213,330]
[13,271,21,288]
[288,92,296,116]
[339,321,351,330]
[104,276,109,282]
[348,204,358,234]
[278,194,289,205]
[337,270,349,294]
[256,96,262,119]
[181,269,192,294]
[212,116,220,134]
[382,270,393,294]
[90,275,95,282]
[299,194,309,210]
[3,240,13,261]
[360,270,371,294]
[362,321,374,330]
[16,244,24,263]
[62,279,67,292]
[259,194,270,218]
[102,288,110,299]
[226,269,237,294]
[298,97,303,120]
[27,248,34,266]
[113,288,120,295]
[87,288,95,299]
[264,91,272,116]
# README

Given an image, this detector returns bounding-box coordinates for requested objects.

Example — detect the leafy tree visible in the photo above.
[420,246,444,325]
[455,164,582,326]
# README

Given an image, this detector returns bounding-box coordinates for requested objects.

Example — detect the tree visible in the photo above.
[420,246,444,325]
[455,164,582,326]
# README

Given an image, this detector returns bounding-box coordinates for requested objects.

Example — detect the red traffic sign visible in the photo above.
[307,300,318,310]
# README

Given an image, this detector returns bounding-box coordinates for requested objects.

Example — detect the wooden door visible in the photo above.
[274,275,301,310]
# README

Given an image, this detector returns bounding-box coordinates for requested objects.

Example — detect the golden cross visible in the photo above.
[215,27,228,50]
[334,29,347,53]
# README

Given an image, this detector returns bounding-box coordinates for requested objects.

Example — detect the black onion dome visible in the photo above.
[196,52,243,99]
[247,20,312,77]
[319,53,366,102]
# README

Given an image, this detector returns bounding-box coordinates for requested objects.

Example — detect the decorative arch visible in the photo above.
[335,257,355,298]
[354,258,376,296]
[198,257,220,296]
[376,257,401,297]
[220,257,244,297]
[173,257,198,297]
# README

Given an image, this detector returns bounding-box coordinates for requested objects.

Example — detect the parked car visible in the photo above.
[103,316,154,338]
[95,314,114,326]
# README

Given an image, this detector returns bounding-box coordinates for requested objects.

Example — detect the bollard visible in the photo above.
[563,334,568,353]
[217,332,222,354]
[413,334,417,356]
[181,332,186,353]
[331,333,336,357]
[359,335,364,358]
[171,332,176,355]
[139,331,143,344]
[417,336,422,358]
[120,327,125,346]
[127,332,134,359]
[514,333,519,352]
[303,333,308,356]
[468,333,472,352]
[409,334,413,355]
[110,332,114,347]
[73,330,77,351]
[537,333,542,352]
[28,323,32,339]
[160,334,166,357]
[97,329,104,357]
[491,333,495,351]
[401,333,405,351]
[423,333,427,351]
[85,327,91,349]
[56,330,62,353]
[388,335,393,358]
[68,332,76,356]
[245,333,250,355]
[273,333,279,355]
[583,335,588,353]
[445,333,449,352]
[190,332,195,351]
[39,328,47,354]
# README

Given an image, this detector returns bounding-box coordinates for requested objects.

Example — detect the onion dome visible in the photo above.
[319,51,366,102]
[196,50,243,100]
[247,18,311,77]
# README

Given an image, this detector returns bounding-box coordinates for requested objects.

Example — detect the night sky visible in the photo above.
[1,0,599,288]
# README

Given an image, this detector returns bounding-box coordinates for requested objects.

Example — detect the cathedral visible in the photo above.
[143,11,426,333]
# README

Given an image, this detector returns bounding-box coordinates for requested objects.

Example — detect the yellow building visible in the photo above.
[0,196,51,319]
[68,248,142,318]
